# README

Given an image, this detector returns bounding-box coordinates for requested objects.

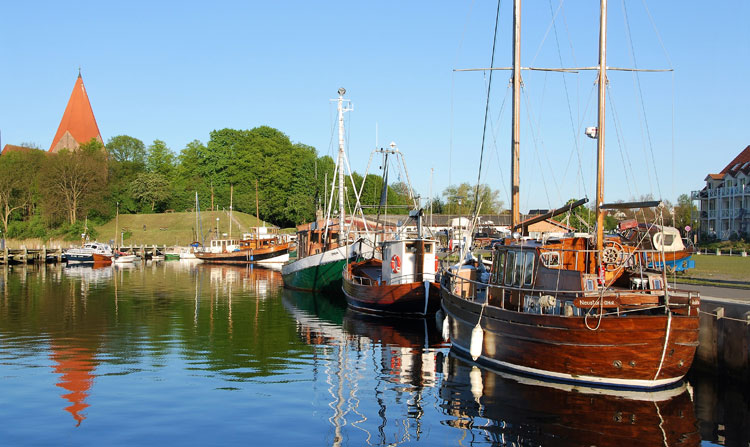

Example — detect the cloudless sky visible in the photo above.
[1,0,748,213]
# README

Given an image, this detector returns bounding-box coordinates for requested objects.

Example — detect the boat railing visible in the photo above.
[344,269,434,286]
[442,269,699,313]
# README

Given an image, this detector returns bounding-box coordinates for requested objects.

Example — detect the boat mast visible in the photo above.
[510,0,521,228]
[595,0,608,258]
[336,88,347,244]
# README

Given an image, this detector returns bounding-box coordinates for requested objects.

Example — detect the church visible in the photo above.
[1,72,103,156]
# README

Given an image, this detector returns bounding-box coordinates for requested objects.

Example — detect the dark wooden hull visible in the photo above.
[195,245,289,264]
[342,276,441,317]
[440,284,699,389]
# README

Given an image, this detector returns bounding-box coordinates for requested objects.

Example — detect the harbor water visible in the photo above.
[0,261,746,446]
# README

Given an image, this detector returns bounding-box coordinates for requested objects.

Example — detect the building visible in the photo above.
[691,145,750,240]
[49,72,103,153]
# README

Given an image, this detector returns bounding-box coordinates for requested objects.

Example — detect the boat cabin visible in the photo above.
[382,239,438,285]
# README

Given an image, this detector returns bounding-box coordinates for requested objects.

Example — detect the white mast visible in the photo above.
[336,87,349,243]
[595,0,608,258]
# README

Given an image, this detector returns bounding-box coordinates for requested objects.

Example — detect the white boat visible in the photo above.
[113,253,138,263]
[65,242,114,264]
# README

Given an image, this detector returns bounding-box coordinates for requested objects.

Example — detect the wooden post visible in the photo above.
[22,245,28,264]
[42,245,47,264]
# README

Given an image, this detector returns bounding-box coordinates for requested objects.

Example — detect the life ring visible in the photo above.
[391,255,401,273]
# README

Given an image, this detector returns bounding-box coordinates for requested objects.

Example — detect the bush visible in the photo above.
[6,216,48,240]
[52,221,99,242]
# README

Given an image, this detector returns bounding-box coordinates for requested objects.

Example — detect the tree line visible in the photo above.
[0,125,504,241]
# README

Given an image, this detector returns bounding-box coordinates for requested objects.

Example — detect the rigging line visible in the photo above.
[548,0,588,201]
[641,0,674,69]
[472,0,502,218]
[622,0,662,199]
[328,102,337,158]
[450,0,476,216]
[559,78,597,198]
[529,0,566,67]
[521,87,554,209]
[606,84,637,199]
[489,83,512,208]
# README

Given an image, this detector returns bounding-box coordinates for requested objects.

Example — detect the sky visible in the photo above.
[1,0,748,214]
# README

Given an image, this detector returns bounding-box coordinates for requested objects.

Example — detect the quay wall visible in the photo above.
[695,298,750,380]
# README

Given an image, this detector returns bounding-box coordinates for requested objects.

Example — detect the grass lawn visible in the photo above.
[685,254,750,283]
[94,210,269,247]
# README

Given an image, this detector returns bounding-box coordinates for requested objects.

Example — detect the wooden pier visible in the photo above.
[0,244,171,264]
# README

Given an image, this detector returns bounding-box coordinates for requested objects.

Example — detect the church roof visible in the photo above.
[49,73,103,152]
[1,144,38,156]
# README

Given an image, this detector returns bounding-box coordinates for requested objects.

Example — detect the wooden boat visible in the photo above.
[65,242,113,264]
[440,0,700,389]
[440,353,700,446]
[343,211,440,316]
[195,227,291,265]
[282,88,377,293]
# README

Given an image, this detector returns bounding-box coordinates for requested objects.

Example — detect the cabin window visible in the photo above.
[513,251,523,286]
[492,251,505,284]
[540,251,560,268]
[523,251,534,286]
[424,243,433,254]
[662,234,674,246]
[504,251,515,286]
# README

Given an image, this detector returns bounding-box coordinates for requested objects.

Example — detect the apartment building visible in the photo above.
[691,145,750,240]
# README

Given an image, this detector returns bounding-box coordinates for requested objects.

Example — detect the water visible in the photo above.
[0,262,745,446]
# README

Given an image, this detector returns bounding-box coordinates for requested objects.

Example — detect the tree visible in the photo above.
[107,135,146,166]
[442,183,503,215]
[130,172,172,212]
[40,140,108,225]
[674,194,698,234]
[146,140,175,177]
[0,152,31,236]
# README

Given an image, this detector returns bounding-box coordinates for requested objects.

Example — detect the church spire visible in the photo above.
[49,72,102,153]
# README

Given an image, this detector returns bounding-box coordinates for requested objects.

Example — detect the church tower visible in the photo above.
[49,71,103,152]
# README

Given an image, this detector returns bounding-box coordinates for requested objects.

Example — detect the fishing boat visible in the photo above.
[65,242,114,264]
[440,0,700,389]
[195,227,292,265]
[282,88,377,293]
[343,210,441,316]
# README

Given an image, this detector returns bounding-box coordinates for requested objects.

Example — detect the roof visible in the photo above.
[1,144,41,156]
[49,73,103,152]
[706,145,750,180]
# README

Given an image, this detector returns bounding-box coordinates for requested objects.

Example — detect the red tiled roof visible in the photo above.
[707,145,750,179]
[707,173,724,180]
[1,144,36,156]
[49,74,102,152]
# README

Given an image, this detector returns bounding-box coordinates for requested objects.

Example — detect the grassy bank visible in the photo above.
[95,210,269,246]
[688,254,750,282]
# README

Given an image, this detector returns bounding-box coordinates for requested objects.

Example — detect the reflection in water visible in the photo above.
[0,263,731,445]
[50,345,97,426]
[283,289,448,446]
[440,353,700,446]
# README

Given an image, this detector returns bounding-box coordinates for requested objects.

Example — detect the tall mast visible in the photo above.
[595,0,608,257]
[336,88,347,243]
[510,0,521,228]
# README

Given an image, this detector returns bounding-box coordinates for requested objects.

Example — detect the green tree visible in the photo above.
[0,151,33,235]
[40,139,108,225]
[146,140,175,177]
[673,194,698,233]
[107,135,146,166]
[442,183,503,215]
[130,172,172,212]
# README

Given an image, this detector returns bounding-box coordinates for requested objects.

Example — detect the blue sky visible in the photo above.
[1,1,748,212]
